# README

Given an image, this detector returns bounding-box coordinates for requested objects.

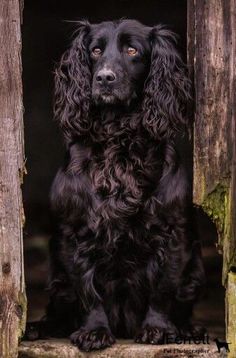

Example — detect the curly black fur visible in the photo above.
[25,19,205,351]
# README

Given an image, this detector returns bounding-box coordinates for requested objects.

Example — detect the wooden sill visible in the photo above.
[19,339,223,358]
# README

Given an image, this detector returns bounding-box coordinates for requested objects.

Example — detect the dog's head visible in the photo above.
[54,19,191,140]
[89,20,151,106]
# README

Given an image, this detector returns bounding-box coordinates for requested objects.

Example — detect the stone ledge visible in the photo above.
[19,339,226,358]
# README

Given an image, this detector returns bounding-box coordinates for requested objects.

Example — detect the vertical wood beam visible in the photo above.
[188,0,236,355]
[0,1,26,357]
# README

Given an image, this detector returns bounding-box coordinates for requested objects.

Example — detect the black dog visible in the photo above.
[26,19,205,351]
[214,338,230,352]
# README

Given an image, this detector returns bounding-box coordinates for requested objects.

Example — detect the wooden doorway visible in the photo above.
[0,1,235,357]
[188,1,236,356]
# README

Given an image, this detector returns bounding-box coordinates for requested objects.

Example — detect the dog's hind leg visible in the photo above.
[24,232,80,341]
[172,242,206,337]
[23,272,79,341]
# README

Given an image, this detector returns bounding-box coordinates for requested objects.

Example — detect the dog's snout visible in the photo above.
[96,69,116,84]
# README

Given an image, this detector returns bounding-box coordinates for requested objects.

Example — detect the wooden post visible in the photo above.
[0,1,26,357]
[188,0,236,356]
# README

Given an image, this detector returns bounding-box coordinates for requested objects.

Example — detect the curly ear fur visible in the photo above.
[54,21,91,141]
[142,25,191,140]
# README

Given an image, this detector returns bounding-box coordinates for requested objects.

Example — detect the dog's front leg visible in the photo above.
[70,304,115,351]
[135,249,180,345]
[135,296,178,345]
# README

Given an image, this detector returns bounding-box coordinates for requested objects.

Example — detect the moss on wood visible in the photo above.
[201,182,230,250]
[226,271,236,358]
[18,291,27,339]
[199,181,235,284]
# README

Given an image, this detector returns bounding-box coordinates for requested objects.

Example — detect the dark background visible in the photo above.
[22,0,225,338]
[22,0,187,235]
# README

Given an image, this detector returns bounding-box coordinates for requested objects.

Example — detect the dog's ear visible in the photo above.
[142,25,191,140]
[54,21,91,142]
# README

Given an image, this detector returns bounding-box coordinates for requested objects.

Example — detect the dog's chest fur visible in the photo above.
[87,126,164,219]
[68,128,166,256]
[67,119,168,269]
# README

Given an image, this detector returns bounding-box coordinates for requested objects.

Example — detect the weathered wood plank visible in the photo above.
[19,340,219,358]
[193,0,235,268]
[189,0,236,356]
[0,1,26,357]
[227,272,236,358]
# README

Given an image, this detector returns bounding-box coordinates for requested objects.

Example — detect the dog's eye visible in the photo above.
[92,48,102,57]
[127,47,138,56]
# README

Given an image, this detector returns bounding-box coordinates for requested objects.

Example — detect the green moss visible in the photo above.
[19,161,27,185]
[227,271,236,358]
[202,182,229,250]
[201,181,236,284]
[18,290,27,339]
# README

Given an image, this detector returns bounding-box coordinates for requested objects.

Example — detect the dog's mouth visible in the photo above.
[92,87,137,107]
[100,93,116,103]
[92,89,122,105]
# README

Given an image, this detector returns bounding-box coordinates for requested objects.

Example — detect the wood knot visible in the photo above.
[0,297,5,315]
[15,304,23,319]
[2,262,11,274]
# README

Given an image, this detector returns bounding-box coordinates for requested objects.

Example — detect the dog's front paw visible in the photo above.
[70,327,115,351]
[178,323,207,338]
[135,324,177,345]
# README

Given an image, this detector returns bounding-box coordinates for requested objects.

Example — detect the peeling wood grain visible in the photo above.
[226,272,236,358]
[189,0,236,356]
[191,0,236,278]
[18,340,220,358]
[19,0,24,24]
[0,0,26,357]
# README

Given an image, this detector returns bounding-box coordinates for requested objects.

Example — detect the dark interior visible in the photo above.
[22,0,225,339]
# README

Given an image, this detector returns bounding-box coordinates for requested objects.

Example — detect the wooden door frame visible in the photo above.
[0,1,235,357]
[0,1,26,357]
[188,1,236,357]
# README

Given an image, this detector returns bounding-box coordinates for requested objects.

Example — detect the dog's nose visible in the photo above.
[96,69,116,84]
